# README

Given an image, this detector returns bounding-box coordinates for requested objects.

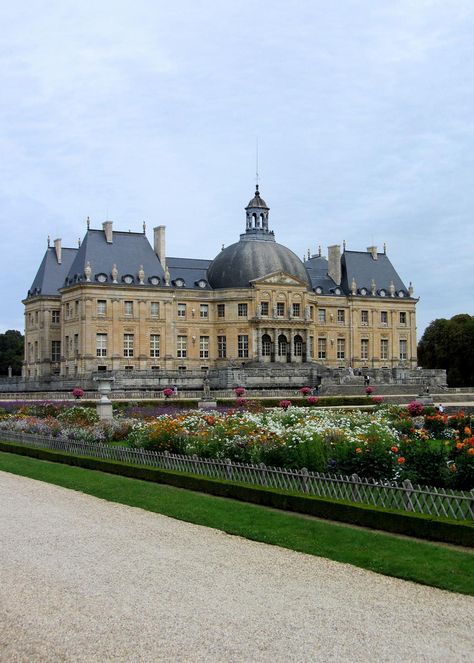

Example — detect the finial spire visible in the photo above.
[255,136,259,188]
[343,239,346,251]
[86,216,90,229]
[47,235,50,247]
[143,221,146,234]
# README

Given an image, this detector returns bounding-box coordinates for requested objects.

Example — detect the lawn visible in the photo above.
[1,450,473,596]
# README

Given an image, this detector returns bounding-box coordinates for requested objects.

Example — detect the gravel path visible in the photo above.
[0,471,473,663]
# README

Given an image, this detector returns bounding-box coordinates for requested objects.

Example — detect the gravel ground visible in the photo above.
[0,471,473,663]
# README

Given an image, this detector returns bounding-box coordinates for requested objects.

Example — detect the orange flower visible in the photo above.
[391,446,398,453]
[464,427,471,436]
[355,447,362,454]
[468,448,474,456]
[456,442,464,450]
[397,457,406,464]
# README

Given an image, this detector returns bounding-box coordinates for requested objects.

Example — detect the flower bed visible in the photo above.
[0,402,473,489]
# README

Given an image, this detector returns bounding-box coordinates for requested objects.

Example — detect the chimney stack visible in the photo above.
[327,245,341,285]
[154,225,166,270]
[54,238,62,264]
[103,221,113,243]
[367,246,378,260]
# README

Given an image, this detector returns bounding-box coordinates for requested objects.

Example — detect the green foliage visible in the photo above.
[0,330,24,376]
[399,438,450,487]
[418,314,474,387]
[57,406,99,426]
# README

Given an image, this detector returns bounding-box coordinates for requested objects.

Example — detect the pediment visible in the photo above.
[250,271,308,287]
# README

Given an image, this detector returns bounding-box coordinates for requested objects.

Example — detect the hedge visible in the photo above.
[1,440,472,548]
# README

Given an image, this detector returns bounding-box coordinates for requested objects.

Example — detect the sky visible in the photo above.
[1,0,473,338]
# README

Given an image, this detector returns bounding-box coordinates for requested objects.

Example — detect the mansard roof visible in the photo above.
[27,246,78,298]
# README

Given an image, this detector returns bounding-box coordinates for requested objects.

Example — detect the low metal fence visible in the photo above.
[1,430,473,521]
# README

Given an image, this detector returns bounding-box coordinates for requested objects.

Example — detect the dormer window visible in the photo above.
[398,291,405,298]
[123,274,134,284]
[334,287,341,295]
[96,273,108,283]
[197,279,207,288]
[315,287,323,294]
[360,288,367,296]
[149,276,160,286]
[379,289,386,297]
[174,278,185,287]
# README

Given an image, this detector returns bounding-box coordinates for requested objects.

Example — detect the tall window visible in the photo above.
[294,335,303,356]
[177,303,186,318]
[380,339,389,360]
[177,335,187,358]
[381,310,388,325]
[51,310,60,324]
[260,301,269,316]
[96,334,107,357]
[238,334,248,357]
[238,303,248,317]
[276,302,285,317]
[309,336,314,357]
[97,300,107,316]
[51,340,61,362]
[399,312,407,325]
[124,334,134,357]
[200,304,209,319]
[124,301,133,316]
[309,306,314,320]
[150,302,160,318]
[150,334,160,358]
[337,309,345,324]
[262,334,272,356]
[361,310,369,325]
[360,339,369,360]
[318,309,326,323]
[217,335,226,358]
[65,336,69,358]
[292,303,301,318]
[399,339,407,360]
[199,336,209,358]
[337,338,345,360]
[278,334,288,357]
[317,338,326,359]
[217,304,225,318]
[74,334,79,356]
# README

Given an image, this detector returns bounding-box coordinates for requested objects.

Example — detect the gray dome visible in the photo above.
[207,236,312,289]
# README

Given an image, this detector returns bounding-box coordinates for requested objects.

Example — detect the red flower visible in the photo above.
[397,457,406,464]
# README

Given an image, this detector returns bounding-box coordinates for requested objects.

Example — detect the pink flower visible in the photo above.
[72,388,84,399]
[307,396,319,406]
[299,386,311,395]
[279,400,292,410]
[365,386,374,395]
[234,387,246,397]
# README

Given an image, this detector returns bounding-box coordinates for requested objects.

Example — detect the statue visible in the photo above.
[203,375,211,400]
[138,265,145,285]
[84,261,92,282]
[111,264,118,283]
[164,266,170,286]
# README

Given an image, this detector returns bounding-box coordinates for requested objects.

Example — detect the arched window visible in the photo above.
[262,334,272,356]
[252,213,257,228]
[260,213,265,228]
[278,334,288,356]
[294,335,303,356]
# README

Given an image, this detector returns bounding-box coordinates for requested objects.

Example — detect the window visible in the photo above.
[238,303,248,317]
[123,333,134,357]
[217,304,225,318]
[150,302,160,318]
[380,339,389,360]
[337,309,345,324]
[217,335,227,358]
[238,335,249,358]
[96,334,107,357]
[260,301,269,316]
[199,335,209,358]
[65,303,70,318]
[150,334,160,358]
[276,302,285,317]
[294,335,303,356]
[318,309,326,323]
[177,303,186,318]
[200,304,209,319]
[97,300,107,316]
[309,336,314,357]
[361,310,369,325]
[261,334,272,356]
[360,339,369,360]
[309,306,314,320]
[177,335,187,358]
[124,301,133,316]
[75,301,79,316]
[337,338,345,360]
[317,338,327,359]
[51,341,61,362]
[381,311,388,325]
[51,310,60,324]
[278,334,288,356]
[292,303,301,318]
[399,339,407,360]
[74,334,79,356]
[399,312,407,325]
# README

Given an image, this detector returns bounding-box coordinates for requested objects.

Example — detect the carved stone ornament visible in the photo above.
[138,265,145,285]
[389,280,395,297]
[111,264,118,283]
[351,278,357,295]
[164,267,170,286]
[84,262,92,282]
[408,281,414,297]
[371,279,376,296]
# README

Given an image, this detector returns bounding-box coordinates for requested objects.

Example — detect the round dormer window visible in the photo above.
[197,279,207,288]
[315,287,323,294]
[175,278,185,288]
[334,288,341,295]
[149,276,160,286]
[96,273,107,283]
[123,274,134,284]
[398,291,405,298]
[379,289,386,297]
[360,288,367,296]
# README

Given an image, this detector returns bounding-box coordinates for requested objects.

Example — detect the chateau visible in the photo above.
[23,187,417,379]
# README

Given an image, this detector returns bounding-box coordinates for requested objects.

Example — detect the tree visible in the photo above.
[0,330,24,376]
[418,315,474,387]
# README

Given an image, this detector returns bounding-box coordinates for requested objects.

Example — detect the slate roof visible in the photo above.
[341,250,409,296]
[65,229,166,287]
[304,255,341,295]
[27,247,78,298]
[166,257,212,289]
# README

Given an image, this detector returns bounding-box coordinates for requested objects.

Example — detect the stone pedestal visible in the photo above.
[198,400,217,410]
[94,376,115,421]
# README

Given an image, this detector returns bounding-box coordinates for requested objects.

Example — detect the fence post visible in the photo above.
[225,458,233,481]
[301,467,309,494]
[259,462,267,486]
[350,474,360,502]
[470,489,474,521]
[402,479,414,512]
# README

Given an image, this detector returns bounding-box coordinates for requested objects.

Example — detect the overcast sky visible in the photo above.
[1,0,473,338]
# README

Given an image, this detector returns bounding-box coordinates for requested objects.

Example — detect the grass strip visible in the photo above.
[1,450,473,596]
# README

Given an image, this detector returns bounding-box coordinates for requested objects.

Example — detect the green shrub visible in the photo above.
[399,438,450,487]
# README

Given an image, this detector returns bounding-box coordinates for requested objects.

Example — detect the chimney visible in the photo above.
[54,238,62,264]
[154,225,166,270]
[367,246,378,260]
[327,245,341,285]
[103,221,113,243]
